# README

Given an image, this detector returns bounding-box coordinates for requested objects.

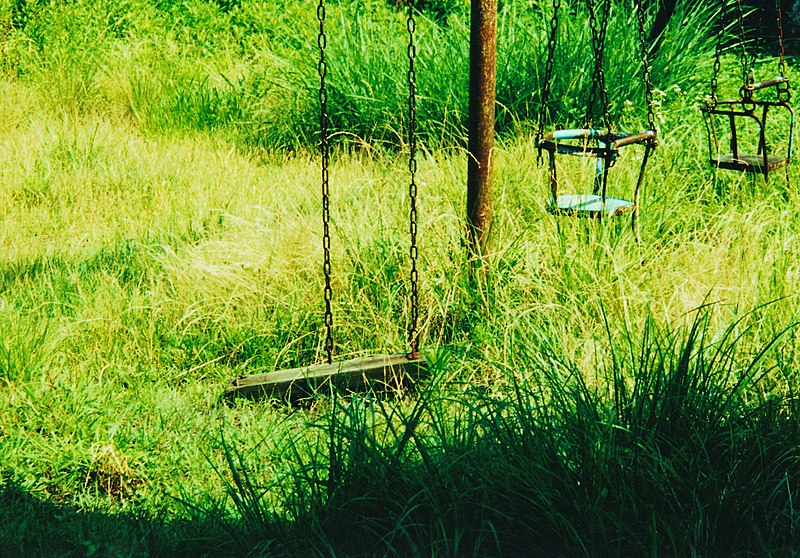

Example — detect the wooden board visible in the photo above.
[224,353,427,400]
[712,153,789,173]
[548,194,634,219]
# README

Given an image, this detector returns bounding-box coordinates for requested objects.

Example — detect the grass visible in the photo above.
[228,308,799,556]
[1,0,800,556]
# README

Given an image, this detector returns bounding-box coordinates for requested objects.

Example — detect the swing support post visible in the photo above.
[467,0,497,258]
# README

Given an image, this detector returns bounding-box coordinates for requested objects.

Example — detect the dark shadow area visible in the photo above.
[4,312,800,558]
[650,0,800,55]
[0,474,267,558]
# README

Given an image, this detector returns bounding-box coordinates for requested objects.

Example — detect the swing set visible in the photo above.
[225,0,795,400]
[226,0,426,399]
[701,0,794,183]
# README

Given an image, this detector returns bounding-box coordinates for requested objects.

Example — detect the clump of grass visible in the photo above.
[0,311,56,386]
[207,307,800,556]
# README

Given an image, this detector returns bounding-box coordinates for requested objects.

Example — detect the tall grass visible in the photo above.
[2,0,721,149]
[205,307,800,556]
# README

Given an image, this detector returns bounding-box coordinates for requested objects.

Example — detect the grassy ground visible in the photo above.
[2,0,800,556]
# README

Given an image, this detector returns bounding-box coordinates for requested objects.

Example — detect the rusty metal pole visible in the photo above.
[466,0,497,258]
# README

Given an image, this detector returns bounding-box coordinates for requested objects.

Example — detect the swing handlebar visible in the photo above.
[539,129,657,155]
[743,76,788,93]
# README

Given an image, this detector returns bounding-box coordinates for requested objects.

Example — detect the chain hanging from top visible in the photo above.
[710,0,727,104]
[318,0,334,364]
[635,0,657,135]
[406,0,419,356]
[775,0,791,102]
[735,0,754,88]
[537,0,561,161]
[585,0,611,130]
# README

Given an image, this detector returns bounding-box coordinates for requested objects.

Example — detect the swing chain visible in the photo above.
[635,0,657,136]
[407,0,420,356]
[585,0,611,130]
[752,0,765,83]
[710,1,724,105]
[537,0,560,163]
[318,0,334,364]
[735,0,754,90]
[776,0,791,102]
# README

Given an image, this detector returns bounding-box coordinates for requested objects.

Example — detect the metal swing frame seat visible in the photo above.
[702,77,794,181]
[539,128,657,222]
[536,0,658,239]
[702,0,794,183]
[226,0,426,401]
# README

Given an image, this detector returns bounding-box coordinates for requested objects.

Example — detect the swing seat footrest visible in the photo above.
[548,194,635,219]
[712,153,790,173]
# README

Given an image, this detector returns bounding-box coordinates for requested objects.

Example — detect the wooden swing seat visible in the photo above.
[224,353,426,400]
[711,152,789,173]
[548,194,634,218]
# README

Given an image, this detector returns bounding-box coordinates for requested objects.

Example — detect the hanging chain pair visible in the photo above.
[318,0,334,364]
[537,0,560,162]
[407,0,420,356]
[728,0,789,103]
[317,0,420,360]
[585,0,611,130]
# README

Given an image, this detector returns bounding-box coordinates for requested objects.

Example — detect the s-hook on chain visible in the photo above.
[318,0,334,364]
[407,0,420,356]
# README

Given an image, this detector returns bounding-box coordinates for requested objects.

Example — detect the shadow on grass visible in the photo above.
[205,310,800,557]
[3,310,800,558]
[0,474,270,558]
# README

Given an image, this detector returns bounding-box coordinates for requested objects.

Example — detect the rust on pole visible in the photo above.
[467,0,497,258]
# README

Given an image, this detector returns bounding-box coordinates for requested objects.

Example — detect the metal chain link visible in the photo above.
[585,0,600,125]
[735,0,753,89]
[407,0,419,356]
[710,0,725,104]
[537,0,560,161]
[750,0,765,82]
[585,0,610,130]
[775,0,791,102]
[597,0,611,130]
[318,0,334,364]
[750,2,767,81]
[635,0,656,135]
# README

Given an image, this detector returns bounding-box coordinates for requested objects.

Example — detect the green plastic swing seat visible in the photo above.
[538,128,656,220]
[548,193,635,218]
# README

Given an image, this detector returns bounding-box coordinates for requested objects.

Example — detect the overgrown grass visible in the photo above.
[2,0,722,149]
[205,307,800,557]
[1,0,800,556]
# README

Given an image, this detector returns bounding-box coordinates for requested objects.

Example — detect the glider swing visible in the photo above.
[226,1,426,400]
[536,0,658,239]
[702,0,794,183]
